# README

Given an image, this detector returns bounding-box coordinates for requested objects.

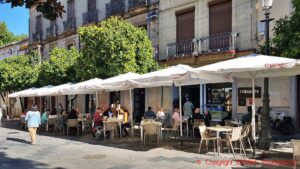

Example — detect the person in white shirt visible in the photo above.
[157,108,166,125]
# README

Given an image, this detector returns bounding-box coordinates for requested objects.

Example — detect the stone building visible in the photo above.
[26,0,159,115]
[0,38,29,60]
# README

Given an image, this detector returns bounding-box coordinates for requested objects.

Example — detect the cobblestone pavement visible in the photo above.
[0,120,295,169]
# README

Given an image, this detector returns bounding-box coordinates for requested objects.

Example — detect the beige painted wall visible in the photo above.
[235,76,290,118]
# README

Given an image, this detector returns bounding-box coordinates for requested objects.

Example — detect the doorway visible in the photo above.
[133,88,145,123]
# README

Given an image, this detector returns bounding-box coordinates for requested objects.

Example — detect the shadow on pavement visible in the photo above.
[6,137,31,145]
[0,151,66,169]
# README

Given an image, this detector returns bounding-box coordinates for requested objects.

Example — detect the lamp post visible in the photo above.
[258,0,273,150]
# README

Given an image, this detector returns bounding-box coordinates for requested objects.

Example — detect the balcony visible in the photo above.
[63,18,76,32]
[128,0,146,9]
[167,32,239,59]
[106,0,125,17]
[82,10,99,25]
[32,31,43,42]
[46,25,58,38]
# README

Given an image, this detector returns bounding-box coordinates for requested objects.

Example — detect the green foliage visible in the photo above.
[0,22,27,46]
[37,47,80,86]
[0,0,64,20]
[78,16,158,80]
[272,0,300,58]
[0,54,38,93]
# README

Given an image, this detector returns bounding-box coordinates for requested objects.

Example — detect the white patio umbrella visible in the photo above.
[8,87,38,98]
[11,85,53,98]
[86,72,142,139]
[191,54,300,145]
[132,64,231,136]
[61,78,103,95]
[37,83,74,96]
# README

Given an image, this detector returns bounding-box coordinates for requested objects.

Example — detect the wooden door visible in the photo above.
[176,7,195,56]
[209,0,232,50]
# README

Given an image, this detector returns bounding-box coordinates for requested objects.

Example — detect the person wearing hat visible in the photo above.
[25,104,41,145]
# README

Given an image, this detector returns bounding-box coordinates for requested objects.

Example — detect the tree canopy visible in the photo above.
[0,22,27,46]
[78,16,158,80]
[0,0,64,20]
[272,0,300,58]
[37,47,80,86]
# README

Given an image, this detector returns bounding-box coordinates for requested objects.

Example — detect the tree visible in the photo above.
[0,22,27,46]
[272,0,300,58]
[0,0,65,20]
[37,47,80,86]
[77,16,158,80]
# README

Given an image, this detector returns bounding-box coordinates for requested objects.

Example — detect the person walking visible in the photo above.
[183,98,194,118]
[25,105,41,145]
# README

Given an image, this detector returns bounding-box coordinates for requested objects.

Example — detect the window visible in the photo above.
[36,15,42,32]
[67,44,74,50]
[67,0,75,19]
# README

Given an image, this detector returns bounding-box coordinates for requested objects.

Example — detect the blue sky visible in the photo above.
[0,4,29,35]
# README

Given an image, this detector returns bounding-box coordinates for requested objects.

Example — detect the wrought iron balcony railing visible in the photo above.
[83,9,99,25]
[166,32,239,59]
[128,0,146,9]
[32,31,43,42]
[46,25,58,38]
[106,0,125,17]
[63,18,76,32]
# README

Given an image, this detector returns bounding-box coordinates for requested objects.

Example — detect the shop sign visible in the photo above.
[238,87,261,98]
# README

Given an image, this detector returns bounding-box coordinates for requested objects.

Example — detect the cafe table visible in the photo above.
[206,126,233,156]
[103,119,123,138]
[140,121,162,143]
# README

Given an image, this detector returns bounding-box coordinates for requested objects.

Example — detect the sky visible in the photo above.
[0,3,29,35]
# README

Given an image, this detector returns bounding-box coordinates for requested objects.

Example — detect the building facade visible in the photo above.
[0,38,29,60]
[25,0,159,116]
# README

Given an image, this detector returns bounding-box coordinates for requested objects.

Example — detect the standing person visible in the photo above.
[25,105,41,145]
[183,98,194,118]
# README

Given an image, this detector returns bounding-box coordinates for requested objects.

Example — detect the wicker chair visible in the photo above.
[47,118,56,132]
[83,118,93,133]
[105,122,118,140]
[198,125,217,155]
[144,122,160,145]
[163,120,180,139]
[220,126,246,157]
[291,139,300,169]
[67,119,79,136]
[240,124,252,154]
[192,119,205,137]
[54,117,65,135]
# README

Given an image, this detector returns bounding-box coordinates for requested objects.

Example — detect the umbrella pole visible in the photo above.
[130,89,134,140]
[96,91,98,108]
[179,85,183,136]
[251,74,256,156]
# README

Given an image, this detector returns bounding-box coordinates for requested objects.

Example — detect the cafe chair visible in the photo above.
[192,119,205,137]
[144,122,160,145]
[163,120,180,139]
[240,124,252,154]
[198,125,217,155]
[47,118,56,132]
[83,118,93,133]
[105,122,118,140]
[220,126,246,157]
[54,118,65,135]
[291,139,300,169]
[67,119,79,136]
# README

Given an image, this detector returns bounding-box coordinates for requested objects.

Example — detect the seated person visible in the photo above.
[194,108,204,120]
[122,110,131,137]
[204,110,212,126]
[144,106,156,119]
[41,109,49,125]
[222,111,232,126]
[157,107,166,124]
[67,109,78,119]
[242,106,258,124]
[172,108,180,122]
[93,107,103,127]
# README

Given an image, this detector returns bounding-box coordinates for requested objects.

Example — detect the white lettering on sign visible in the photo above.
[239,90,259,94]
